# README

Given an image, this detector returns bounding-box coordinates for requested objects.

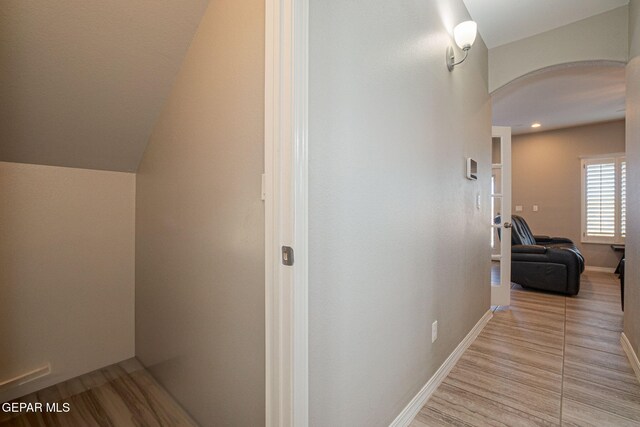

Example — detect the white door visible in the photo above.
[491,126,512,307]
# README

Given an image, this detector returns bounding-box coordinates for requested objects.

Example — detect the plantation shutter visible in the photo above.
[584,160,616,240]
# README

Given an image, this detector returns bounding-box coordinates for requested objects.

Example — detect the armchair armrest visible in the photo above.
[512,244,547,254]
[534,235,552,244]
[550,237,574,244]
[533,235,574,245]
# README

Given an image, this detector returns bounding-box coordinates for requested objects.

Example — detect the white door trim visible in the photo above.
[491,126,511,307]
[264,0,309,425]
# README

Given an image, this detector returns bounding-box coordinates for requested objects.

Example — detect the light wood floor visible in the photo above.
[2,272,635,426]
[412,271,640,426]
[0,359,197,427]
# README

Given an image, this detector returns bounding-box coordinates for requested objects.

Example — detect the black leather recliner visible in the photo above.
[499,215,585,295]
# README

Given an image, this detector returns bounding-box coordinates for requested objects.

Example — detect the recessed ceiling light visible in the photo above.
[531,123,541,128]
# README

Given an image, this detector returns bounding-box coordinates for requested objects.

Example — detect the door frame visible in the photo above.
[264,0,309,426]
[491,126,512,307]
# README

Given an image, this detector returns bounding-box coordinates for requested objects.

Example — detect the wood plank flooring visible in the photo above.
[412,271,640,426]
[0,359,197,427]
[2,272,635,426]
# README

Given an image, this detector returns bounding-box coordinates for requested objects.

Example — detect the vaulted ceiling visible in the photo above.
[0,0,209,172]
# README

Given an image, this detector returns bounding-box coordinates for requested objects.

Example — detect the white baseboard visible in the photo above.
[621,333,640,384]
[0,364,51,392]
[584,266,616,273]
[389,310,493,427]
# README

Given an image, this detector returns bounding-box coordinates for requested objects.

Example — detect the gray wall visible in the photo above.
[625,0,640,357]
[0,162,135,402]
[511,120,626,269]
[308,1,492,425]
[134,0,265,425]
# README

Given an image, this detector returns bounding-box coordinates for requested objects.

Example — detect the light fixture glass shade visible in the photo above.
[453,21,477,50]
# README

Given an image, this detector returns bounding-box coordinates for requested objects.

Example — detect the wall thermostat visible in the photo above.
[466,158,477,180]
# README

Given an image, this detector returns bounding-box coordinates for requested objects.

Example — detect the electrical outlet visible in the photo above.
[432,320,438,343]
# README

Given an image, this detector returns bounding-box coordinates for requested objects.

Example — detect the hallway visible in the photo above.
[412,271,640,426]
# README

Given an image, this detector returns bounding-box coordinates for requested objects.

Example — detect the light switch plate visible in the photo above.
[533,205,539,212]
[515,205,523,212]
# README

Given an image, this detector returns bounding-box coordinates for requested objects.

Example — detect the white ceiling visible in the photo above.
[0,0,209,172]
[462,0,629,48]
[492,64,626,135]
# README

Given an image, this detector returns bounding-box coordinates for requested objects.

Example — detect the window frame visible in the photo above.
[580,154,626,245]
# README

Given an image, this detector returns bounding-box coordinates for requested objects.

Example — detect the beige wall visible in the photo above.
[308,0,492,425]
[0,162,135,402]
[624,0,640,360]
[489,6,629,93]
[632,0,640,59]
[512,121,626,269]
[134,0,265,425]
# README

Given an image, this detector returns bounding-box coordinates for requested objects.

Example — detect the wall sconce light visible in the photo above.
[447,21,478,71]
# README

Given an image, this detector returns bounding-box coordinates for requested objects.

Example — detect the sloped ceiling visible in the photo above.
[0,0,209,172]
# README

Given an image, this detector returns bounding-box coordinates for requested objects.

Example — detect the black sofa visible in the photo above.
[503,215,585,295]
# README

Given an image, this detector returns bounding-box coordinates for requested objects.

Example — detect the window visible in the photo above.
[581,155,626,244]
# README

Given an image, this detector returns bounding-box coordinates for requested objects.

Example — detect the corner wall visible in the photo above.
[511,121,626,269]
[308,1,492,425]
[134,0,265,425]
[0,162,135,402]
[624,0,640,358]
